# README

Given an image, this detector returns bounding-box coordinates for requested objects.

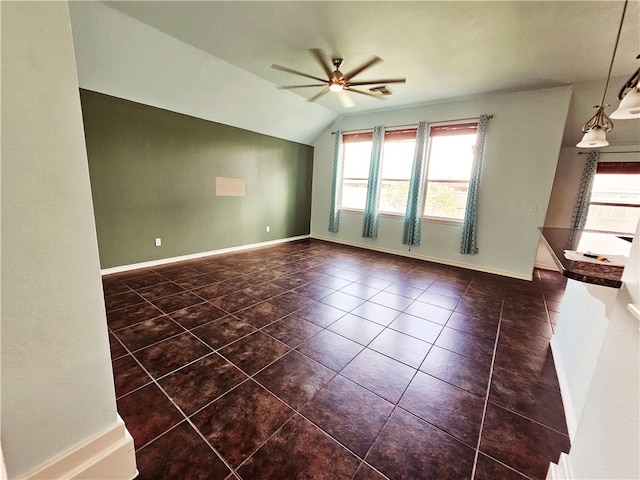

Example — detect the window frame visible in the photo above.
[338,128,418,215]
[585,161,640,234]
[420,120,479,224]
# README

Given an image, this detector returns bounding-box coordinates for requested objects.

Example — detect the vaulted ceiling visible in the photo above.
[69,1,640,145]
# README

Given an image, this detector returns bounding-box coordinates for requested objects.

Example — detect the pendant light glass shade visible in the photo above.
[611,88,640,119]
[576,126,609,148]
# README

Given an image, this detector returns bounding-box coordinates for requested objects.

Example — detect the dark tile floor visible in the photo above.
[105,239,570,480]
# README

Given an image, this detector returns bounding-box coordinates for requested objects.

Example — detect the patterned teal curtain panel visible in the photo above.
[460,114,490,255]
[570,151,599,230]
[402,121,429,246]
[362,126,385,239]
[328,130,343,233]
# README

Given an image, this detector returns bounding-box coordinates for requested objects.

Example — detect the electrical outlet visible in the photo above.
[266,226,270,233]
[155,238,162,247]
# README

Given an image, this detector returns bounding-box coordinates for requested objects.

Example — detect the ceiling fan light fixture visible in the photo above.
[329,82,343,92]
[576,125,610,148]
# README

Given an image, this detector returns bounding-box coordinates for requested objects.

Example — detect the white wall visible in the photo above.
[68,1,337,146]
[551,221,639,479]
[311,86,572,279]
[1,2,123,477]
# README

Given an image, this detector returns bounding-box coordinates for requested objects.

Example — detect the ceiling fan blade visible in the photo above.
[346,78,406,87]
[346,87,387,100]
[307,87,330,103]
[309,48,334,79]
[342,56,383,82]
[271,64,327,84]
[336,90,355,108]
[278,84,327,89]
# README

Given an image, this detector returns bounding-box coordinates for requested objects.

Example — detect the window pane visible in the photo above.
[427,134,476,180]
[380,140,415,180]
[342,142,372,178]
[591,173,640,205]
[584,205,640,234]
[341,180,368,210]
[379,180,410,214]
[423,182,469,219]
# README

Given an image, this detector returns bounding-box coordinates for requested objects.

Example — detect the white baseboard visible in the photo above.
[101,234,310,275]
[26,416,137,480]
[546,452,573,480]
[312,235,533,281]
[550,336,577,440]
[535,262,560,272]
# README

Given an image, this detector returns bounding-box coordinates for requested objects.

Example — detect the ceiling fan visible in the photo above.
[271,49,406,108]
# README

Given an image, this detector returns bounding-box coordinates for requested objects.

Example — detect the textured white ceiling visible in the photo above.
[70,1,640,144]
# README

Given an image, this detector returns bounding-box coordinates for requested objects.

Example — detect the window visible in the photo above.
[422,123,478,220]
[338,121,479,221]
[339,129,416,213]
[378,129,416,214]
[584,162,640,234]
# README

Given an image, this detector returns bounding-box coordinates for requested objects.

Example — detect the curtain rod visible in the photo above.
[578,151,640,154]
[330,114,493,135]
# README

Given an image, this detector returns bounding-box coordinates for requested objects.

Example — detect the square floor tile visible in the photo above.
[237,415,360,480]
[369,291,414,311]
[340,282,381,300]
[136,282,185,302]
[261,314,323,348]
[296,329,363,372]
[218,331,290,376]
[420,345,491,396]
[341,349,415,404]
[295,302,346,327]
[328,314,385,346]
[400,371,484,446]
[107,302,165,331]
[293,282,336,301]
[435,327,496,365]
[169,302,228,330]
[368,329,431,368]
[158,353,246,415]
[473,453,530,480]
[135,421,230,480]
[480,403,570,480]
[150,291,205,314]
[350,302,401,326]
[353,463,388,480]
[255,351,335,410]
[105,290,146,313]
[415,290,460,310]
[134,332,212,379]
[109,333,128,360]
[365,409,475,479]
[268,291,316,313]
[211,291,261,313]
[446,311,500,340]
[192,282,239,301]
[388,313,443,343]
[489,365,567,434]
[191,379,293,468]
[320,291,366,312]
[242,282,288,300]
[114,315,183,352]
[191,316,256,350]
[301,375,394,457]
[112,354,152,398]
[233,301,289,328]
[403,301,453,324]
[117,383,183,449]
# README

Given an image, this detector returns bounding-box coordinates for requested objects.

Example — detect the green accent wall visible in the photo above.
[80,90,314,269]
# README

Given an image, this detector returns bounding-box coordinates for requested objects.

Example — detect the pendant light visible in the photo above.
[611,54,640,119]
[577,0,628,148]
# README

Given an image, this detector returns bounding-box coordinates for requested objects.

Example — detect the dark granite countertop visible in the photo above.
[538,227,632,288]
